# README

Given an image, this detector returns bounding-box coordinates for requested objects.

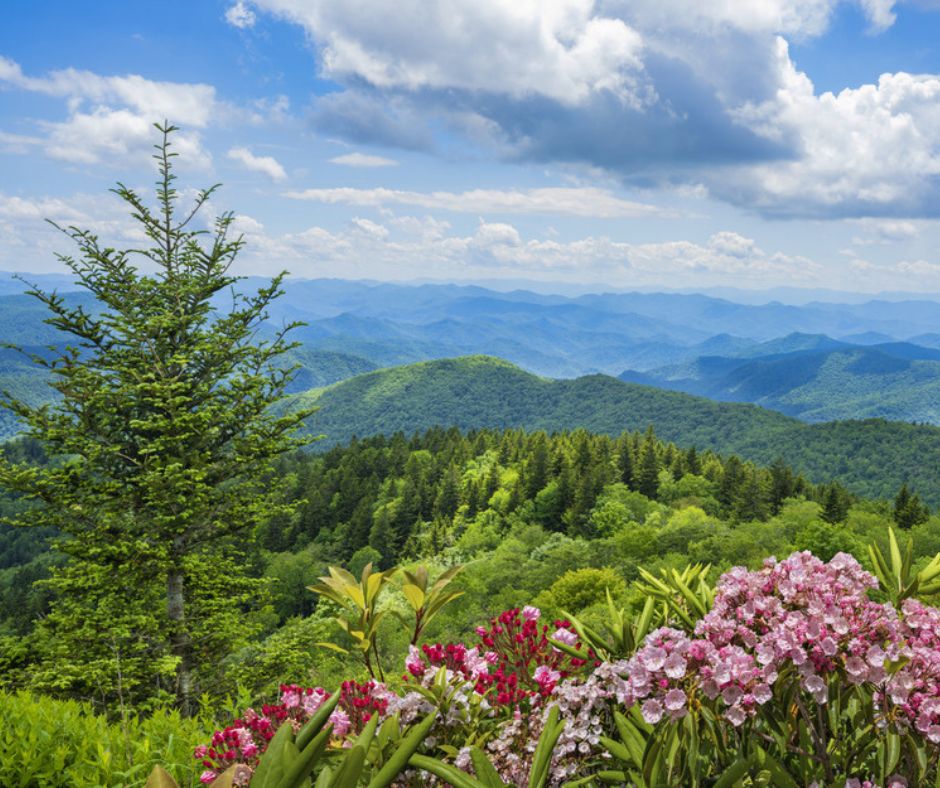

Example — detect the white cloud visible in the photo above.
[284,186,670,218]
[0,57,215,167]
[725,38,940,216]
[227,146,288,181]
[329,152,398,167]
[225,1,257,29]
[0,191,148,272]
[0,130,42,154]
[849,218,920,246]
[223,209,816,287]
[245,0,649,106]
[241,1,940,219]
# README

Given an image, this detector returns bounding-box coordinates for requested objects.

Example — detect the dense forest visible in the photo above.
[5,423,933,688]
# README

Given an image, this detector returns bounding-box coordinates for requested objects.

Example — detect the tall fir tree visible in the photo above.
[0,125,313,712]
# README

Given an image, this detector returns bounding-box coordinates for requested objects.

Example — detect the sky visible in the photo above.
[1,0,940,294]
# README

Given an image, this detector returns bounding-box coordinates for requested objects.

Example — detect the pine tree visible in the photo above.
[0,125,313,712]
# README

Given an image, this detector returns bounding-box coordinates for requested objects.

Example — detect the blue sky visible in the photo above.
[1,0,939,293]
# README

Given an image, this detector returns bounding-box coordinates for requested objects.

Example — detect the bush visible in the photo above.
[0,691,208,787]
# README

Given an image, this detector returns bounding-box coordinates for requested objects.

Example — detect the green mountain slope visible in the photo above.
[620,340,940,424]
[291,355,940,504]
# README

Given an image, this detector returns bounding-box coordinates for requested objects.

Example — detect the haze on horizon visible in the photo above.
[2,0,940,294]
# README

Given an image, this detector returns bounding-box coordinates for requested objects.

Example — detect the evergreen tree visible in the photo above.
[0,126,312,712]
[685,446,701,476]
[768,457,796,515]
[718,455,744,512]
[636,426,661,499]
[525,433,550,498]
[894,483,930,530]
[616,433,635,487]
[821,483,851,524]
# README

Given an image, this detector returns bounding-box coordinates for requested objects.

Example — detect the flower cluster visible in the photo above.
[473,607,595,706]
[194,553,940,786]
[878,599,940,741]
[195,684,331,784]
[195,681,394,784]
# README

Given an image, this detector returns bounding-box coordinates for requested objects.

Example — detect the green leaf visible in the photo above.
[367,712,437,788]
[470,747,507,787]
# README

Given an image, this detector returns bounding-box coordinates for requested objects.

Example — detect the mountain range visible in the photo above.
[288,355,940,506]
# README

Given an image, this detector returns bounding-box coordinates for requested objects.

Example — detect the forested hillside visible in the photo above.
[621,338,940,423]
[288,355,940,504]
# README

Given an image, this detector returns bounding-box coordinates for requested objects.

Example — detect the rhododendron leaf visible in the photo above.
[635,596,655,646]
[401,583,425,611]
[712,758,750,788]
[209,766,238,788]
[889,527,904,585]
[315,641,349,654]
[429,565,462,595]
[426,589,464,617]
[328,743,366,788]
[367,712,436,788]
[144,765,179,788]
[408,755,484,788]
[753,746,799,788]
[613,711,646,767]
[282,726,332,788]
[600,735,635,768]
[329,566,359,591]
[252,723,297,787]
[352,712,380,752]
[670,568,708,618]
[469,747,507,787]
[296,690,340,750]
[529,705,564,788]
[548,637,583,659]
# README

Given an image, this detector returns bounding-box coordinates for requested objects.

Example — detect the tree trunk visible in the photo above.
[166,567,192,715]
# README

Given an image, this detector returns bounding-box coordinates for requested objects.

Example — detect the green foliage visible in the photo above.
[0,125,313,712]
[308,564,398,681]
[400,564,464,644]
[284,355,940,504]
[868,526,940,604]
[0,690,207,787]
[536,567,626,617]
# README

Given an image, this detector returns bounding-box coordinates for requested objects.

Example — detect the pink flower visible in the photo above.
[200,771,218,784]
[329,708,351,738]
[405,645,426,677]
[522,606,541,621]
[725,705,746,727]
[641,699,664,724]
[551,628,578,646]
[664,688,686,712]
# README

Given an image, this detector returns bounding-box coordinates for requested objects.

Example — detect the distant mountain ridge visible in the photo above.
[619,334,940,424]
[289,355,940,505]
[1,275,940,427]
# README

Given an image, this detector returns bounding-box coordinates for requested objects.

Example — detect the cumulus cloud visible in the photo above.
[227,146,288,180]
[329,152,398,167]
[239,0,940,219]
[724,38,940,217]
[0,56,215,167]
[284,186,671,218]
[247,0,649,106]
